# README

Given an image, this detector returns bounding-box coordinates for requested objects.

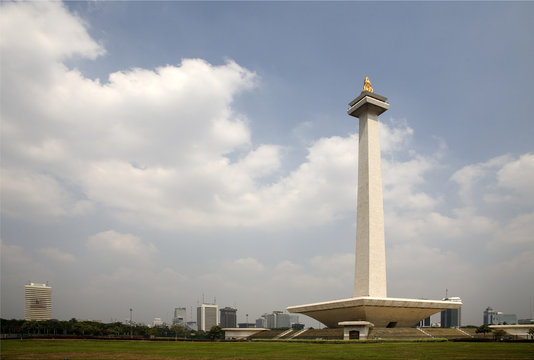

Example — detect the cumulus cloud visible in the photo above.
[388,243,474,296]
[0,1,439,233]
[379,118,414,154]
[0,168,93,221]
[309,253,354,277]
[492,212,534,248]
[382,154,438,211]
[226,257,266,273]
[40,247,76,263]
[496,153,534,203]
[87,230,157,260]
[450,155,512,205]
[0,1,104,61]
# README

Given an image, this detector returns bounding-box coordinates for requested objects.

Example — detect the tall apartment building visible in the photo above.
[24,282,52,321]
[219,307,237,328]
[173,307,186,325]
[197,304,219,331]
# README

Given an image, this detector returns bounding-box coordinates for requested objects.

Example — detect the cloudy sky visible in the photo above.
[1,1,533,327]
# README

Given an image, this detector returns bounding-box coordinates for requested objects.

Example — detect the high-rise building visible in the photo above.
[256,311,300,329]
[441,297,462,328]
[197,304,219,331]
[499,313,517,325]
[173,307,186,325]
[484,307,498,325]
[153,317,164,327]
[484,307,518,325]
[418,316,431,327]
[219,307,237,328]
[255,317,266,328]
[265,313,275,328]
[24,282,52,321]
[275,313,291,328]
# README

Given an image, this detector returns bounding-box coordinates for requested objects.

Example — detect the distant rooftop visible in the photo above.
[26,282,51,288]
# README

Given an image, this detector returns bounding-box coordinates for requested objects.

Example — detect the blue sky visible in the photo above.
[1,1,533,327]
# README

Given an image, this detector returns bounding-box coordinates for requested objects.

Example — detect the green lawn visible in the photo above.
[1,339,533,360]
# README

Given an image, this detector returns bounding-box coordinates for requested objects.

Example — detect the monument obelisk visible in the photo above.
[287,78,461,329]
[348,77,389,298]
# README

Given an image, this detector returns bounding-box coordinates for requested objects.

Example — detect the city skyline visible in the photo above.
[1,1,533,326]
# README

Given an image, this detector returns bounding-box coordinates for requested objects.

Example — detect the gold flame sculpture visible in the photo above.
[362,76,374,93]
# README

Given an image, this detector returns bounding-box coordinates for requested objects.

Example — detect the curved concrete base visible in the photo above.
[288,296,461,328]
[223,328,268,340]
[489,325,534,339]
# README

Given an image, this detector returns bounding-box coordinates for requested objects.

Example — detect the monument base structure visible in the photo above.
[339,321,374,340]
[288,296,461,328]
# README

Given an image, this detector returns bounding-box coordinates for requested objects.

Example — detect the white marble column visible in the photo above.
[347,80,389,298]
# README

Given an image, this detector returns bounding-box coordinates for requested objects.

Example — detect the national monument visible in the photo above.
[287,78,461,338]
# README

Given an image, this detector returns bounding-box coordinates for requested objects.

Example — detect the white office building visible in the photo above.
[24,282,52,321]
[197,304,219,331]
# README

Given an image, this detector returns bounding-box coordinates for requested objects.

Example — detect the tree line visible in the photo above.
[0,318,224,340]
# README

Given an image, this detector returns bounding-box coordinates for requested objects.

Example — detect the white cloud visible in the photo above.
[450,155,511,205]
[380,118,414,153]
[226,257,266,273]
[382,154,438,211]
[233,145,282,178]
[387,243,475,298]
[87,230,157,261]
[492,212,534,248]
[1,1,437,233]
[40,247,76,263]
[309,253,354,277]
[0,168,93,221]
[0,1,104,62]
[497,153,534,203]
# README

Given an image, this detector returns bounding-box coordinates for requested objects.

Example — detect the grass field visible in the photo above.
[1,339,533,360]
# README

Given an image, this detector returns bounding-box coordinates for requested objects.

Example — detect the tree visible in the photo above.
[191,330,207,339]
[208,325,224,340]
[475,324,492,337]
[21,321,39,335]
[148,327,159,338]
[493,329,507,341]
[45,319,62,335]
[0,319,25,335]
[170,324,188,339]
[134,324,150,337]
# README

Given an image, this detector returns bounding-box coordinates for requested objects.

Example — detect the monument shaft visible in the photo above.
[355,111,386,297]
[347,80,389,298]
